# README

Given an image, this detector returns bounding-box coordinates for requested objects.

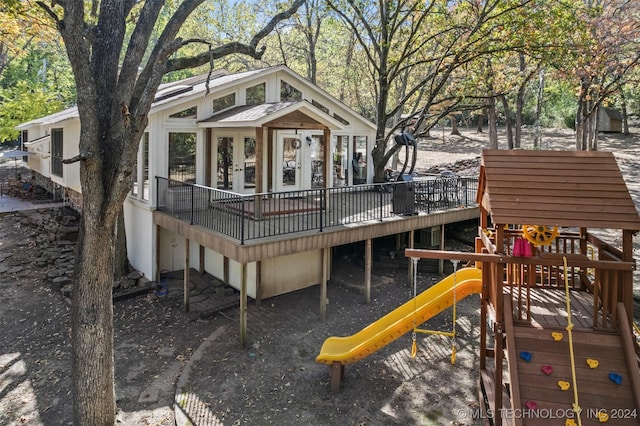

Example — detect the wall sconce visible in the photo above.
[306,136,312,146]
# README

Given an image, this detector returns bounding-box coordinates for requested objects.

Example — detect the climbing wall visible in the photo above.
[510,325,638,425]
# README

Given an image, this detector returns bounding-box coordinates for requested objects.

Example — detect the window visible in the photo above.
[169,106,197,119]
[333,113,349,126]
[131,149,138,196]
[131,133,150,201]
[352,136,367,184]
[169,132,196,183]
[280,81,302,102]
[21,130,28,163]
[312,100,329,114]
[217,136,233,190]
[333,135,348,186]
[51,128,63,177]
[141,134,149,200]
[246,83,265,106]
[212,93,235,112]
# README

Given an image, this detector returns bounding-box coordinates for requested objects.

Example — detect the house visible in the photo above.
[598,107,623,132]
[17,66,479,344]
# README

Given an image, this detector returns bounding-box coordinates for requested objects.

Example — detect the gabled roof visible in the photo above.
[198,100,346,130]
[16,65,375,131]
[478,149,640,231]
[16,106,79,130]
[151,68,266,108]
[600,107,623,121]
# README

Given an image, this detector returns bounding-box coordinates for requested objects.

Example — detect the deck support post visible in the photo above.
[439,224,445,274]
[365,239,372,304]
[223,256,229,286]
[408,230,415,284]
[240,262,247,348]
[320,247,328,321]
[255,260,262,307]
[330,361,344,393]
[199,245,205,274]
[184,238,190,312]
[155,225,160,284]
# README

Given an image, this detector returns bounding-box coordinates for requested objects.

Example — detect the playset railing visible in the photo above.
[479,228,635,332]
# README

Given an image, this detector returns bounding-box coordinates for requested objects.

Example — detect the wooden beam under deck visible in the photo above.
[154,206,479,264]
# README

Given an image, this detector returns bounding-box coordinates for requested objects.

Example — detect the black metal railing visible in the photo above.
[156,176,478,244]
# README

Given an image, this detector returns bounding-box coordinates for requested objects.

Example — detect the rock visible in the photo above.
[47,269,63,279]
[61,284,72,298]
[8,266,23,274]
[51,276,71,290]
[127,270,143,280]
[120,279,136,289]
[158,347,175,357]
[0,252,13,260]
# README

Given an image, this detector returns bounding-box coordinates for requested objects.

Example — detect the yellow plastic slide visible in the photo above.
[316,267,482,366]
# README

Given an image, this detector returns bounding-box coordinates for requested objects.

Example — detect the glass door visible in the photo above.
[278,133,302,191]
[242,136,256,191]
[216,136,233,190]
[310,134,324,188]
[216,134,257,193]
[333,135,348,186]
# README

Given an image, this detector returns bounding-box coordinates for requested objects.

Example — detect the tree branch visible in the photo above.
[164,0,305,73]
[62,153,91,164]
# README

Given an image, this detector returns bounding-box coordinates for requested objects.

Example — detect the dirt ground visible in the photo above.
[0,127,639,426]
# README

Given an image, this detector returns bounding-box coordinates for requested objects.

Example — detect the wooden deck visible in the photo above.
[155,185,479,264]
[156,177,479,244]
[509,287,595,329]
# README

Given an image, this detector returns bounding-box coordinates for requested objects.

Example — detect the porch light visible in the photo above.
[306,136,312,146]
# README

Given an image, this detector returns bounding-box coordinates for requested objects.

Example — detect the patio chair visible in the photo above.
[21,180,35,198]
[7,178,21,197]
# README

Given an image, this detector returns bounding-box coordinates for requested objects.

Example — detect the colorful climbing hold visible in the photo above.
[597,411,609,422]
[541,365,553,375]
[566,419,577,426]
[520,351,532,362]
[558,380,570,391]
[609,372,623,385]
[525,400,538,410]
[551,332,563,341]
[586,358,599,369]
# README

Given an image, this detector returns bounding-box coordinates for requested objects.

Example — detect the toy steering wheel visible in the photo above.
[522,225,559,246]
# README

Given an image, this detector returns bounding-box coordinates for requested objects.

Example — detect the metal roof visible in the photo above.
[478,149,640,231]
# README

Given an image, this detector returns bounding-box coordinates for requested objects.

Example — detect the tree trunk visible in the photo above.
[72,219,116,424]
[514,88,524,149]
[113,208,128,278]
[590,106,598,151]
[514,53,528,149]
[450,113,461,136]
[488,100,498,149]
[476,109,484,133]
[620,90,629,135]
[533,69,545,149]
[499,95,513,149]
[575,95,589,151]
